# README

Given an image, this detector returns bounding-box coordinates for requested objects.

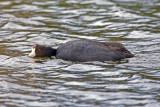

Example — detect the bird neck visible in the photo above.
[51,48,57,56]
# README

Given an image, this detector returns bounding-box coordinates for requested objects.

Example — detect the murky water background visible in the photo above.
[0,0,160,106]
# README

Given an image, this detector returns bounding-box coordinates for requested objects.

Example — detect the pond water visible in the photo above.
[0,0,160,106]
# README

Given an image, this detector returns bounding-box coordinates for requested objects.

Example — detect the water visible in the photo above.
[0,0,160,106]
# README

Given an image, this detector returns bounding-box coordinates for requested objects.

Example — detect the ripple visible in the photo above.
[0,1,11,6]
[13,4,40,11]
[2,22,32,30]
[63,81,88,86]
[126,31,159,38]
[90,71,120,76]
[62,64,105,72]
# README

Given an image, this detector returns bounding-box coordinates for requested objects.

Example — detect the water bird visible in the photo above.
[29,40,134,62]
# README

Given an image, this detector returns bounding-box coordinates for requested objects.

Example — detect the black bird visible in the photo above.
[29,40,134,62]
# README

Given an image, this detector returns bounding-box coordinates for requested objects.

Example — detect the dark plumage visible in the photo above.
[29,40,134,62]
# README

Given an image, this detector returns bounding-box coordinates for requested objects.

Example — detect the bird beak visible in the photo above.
[28,48,36,57]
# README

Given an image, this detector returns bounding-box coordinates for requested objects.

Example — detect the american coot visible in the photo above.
[29,40,134,62]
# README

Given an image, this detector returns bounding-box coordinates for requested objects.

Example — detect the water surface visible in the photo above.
[0,0,160,106]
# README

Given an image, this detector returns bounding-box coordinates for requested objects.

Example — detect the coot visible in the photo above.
[29,40,134,61]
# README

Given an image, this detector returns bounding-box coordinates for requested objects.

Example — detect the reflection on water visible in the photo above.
[0,0,160,106]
